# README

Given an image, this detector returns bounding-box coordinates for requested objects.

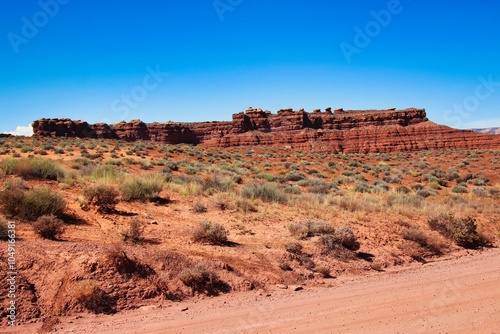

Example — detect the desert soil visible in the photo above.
[5,247,499,334]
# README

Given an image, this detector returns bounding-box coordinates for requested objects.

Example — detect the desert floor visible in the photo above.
[6,247,499,334]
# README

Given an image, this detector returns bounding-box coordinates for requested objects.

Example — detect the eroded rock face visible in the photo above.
[31,108,500,153]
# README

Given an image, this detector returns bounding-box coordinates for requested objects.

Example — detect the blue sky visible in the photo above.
[1,0,499,135]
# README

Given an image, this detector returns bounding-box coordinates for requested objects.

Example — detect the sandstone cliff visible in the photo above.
[32,108,500,153]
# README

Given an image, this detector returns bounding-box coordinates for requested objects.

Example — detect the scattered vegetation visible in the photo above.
[192,221,229,245]
[428,214,483,248]
[31,215,65,240]
[83,184,120,213]
[119,174,164,201]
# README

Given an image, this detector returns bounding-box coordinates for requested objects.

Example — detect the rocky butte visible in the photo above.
[32,108,500,153]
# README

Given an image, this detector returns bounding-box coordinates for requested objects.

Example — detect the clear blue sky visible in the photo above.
[1,0,499,135]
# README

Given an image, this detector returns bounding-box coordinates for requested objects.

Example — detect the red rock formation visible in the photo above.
[31,108,500,153]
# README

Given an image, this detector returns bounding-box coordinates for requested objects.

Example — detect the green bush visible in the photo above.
[9,158,66,180]
[21,187,66,221]
[83,184,119,213]
[32,215,65,240]
[241,183,287,204]
[192,221,229,245]
[119,174,164,201]
[0,158,17,175]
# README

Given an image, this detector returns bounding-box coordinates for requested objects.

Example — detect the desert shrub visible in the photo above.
[257,172,276,182]
[313,265,331,278]
[178,263,219,292]
[286,172,306,182]
[395,185,411,194]
[32,215,65,240]
[120,174,164,201]
[202,173,232,192]
[317,226,359,255]
[192,221,229,245]
[416,189,432,198]
[0,218,8,240]
[309,180,335,194]
[121,218,144,243]
[19,187,66,221]
[276,258,292,271]
[89,165,124,183]
[470,177,489,186]
[9,158,65,180]
[472,187,488,197]
[402,227,428,246]
[284,241,303,254]
[192,202,207,213]
[411,183,424,191]
[456,173,474,184]
[489,188,500,198]
[429,182,441,190]
[212,194,230,211]
[284,185,301,195]
[0,158,17,175]
[451,186,467,194]
[428,214,481,248]
[73,280,103,312]
[383,175,401,184]
[288,219,334,239]
[0,186,25,218]
[354,182,370,193]
[241,183,287,204]
[235,198,257,213]
[333,196,363,212]
[83,184,119,213]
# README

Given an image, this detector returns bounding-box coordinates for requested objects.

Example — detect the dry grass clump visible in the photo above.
[427,213,483,248]
[284,241,303,254]
[0,157,66,180]
[32,215,65,240]
[178,263,222,294]
[401,227,428,247]
[119,174,164,201]
[317,226,360,259]
[192,221,229,245]
[288,219,335,239]
[313,265,331,278]
[241,183,287,204]
[121,218,144,244]
[83,184,119,213]
[73,280,103,311]
[235,198,258,213]
[0,185,66,221]
[192,202,207,213]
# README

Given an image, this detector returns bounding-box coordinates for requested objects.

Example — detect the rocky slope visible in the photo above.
[32,108,500,152]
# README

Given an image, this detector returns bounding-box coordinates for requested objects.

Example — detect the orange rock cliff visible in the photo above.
[32,108,500,153]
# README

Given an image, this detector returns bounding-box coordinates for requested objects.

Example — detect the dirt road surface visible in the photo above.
[5,248,500,334]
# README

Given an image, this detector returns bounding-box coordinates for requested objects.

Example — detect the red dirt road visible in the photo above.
[5,248,500,334]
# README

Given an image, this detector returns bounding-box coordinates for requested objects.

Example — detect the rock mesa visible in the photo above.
[32,108,500,153]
